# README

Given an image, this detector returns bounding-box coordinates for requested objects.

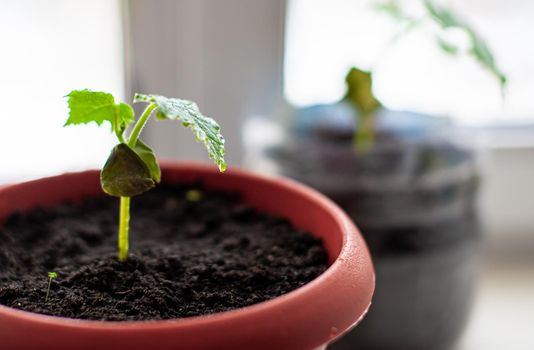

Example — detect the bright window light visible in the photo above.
[284,0,534,125]
[0,0,125,183]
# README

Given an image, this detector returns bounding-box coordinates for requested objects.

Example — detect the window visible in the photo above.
[0,0,125,183]
[284,0,534,125]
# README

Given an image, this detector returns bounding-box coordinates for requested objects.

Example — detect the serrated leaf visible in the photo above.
[65,90,115,126]
[134,93,226,172]
[101,144,155,197]
[65,90,134,136]
[132,139,161,183]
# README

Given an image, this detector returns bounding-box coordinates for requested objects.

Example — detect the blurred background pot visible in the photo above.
[245,102,480,350]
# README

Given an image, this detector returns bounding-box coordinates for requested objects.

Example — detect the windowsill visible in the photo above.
[465,123,534,149]
[456,241,534,350]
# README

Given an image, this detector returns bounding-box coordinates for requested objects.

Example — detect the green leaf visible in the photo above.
[101,144,155,197]
[48,272,58,279]
[65,90,114,126]
[134,93,226,172]
[65,90,134,137]
[424,0,462,28]
[423,0,507,91]
[470,34,507,88]
[116,102,135,138]
[132,139,161,183]
[437,37,459,55]
[374,1,404,21]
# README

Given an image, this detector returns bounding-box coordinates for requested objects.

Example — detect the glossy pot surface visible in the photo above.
[0,162,374,350]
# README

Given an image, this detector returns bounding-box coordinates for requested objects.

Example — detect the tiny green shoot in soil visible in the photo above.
[64,90,226,261]
[45,271,58,302]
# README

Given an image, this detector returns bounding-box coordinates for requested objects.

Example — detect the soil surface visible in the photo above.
[0,185,327,321]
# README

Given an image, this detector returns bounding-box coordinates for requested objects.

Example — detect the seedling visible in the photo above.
[45,272,58,302]
[65,90,226,261]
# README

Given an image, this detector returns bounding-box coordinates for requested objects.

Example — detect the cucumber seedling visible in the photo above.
[65,90,226,261]
[45,271,58,302]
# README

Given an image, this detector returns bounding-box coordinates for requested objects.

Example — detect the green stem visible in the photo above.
[116,131,125,143]
[117,103,156,261]
[127,103,157,147]
[353,113,375,152]
[118,196,130,261]
[113,111,126,143]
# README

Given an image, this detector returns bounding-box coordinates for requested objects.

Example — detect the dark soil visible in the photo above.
[0,185,327,321]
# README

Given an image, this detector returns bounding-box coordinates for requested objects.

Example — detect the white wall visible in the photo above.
[125,0,286,166]
[0,0,124,183]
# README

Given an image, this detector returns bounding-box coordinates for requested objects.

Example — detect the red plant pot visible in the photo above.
[0,162,374,350]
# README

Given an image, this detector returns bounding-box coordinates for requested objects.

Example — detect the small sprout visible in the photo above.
[185,189,203,202]
[343,67,381,152]
[45,271,58,302]
[65,90,226,261]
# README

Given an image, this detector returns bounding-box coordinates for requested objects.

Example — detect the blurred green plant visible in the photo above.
[375,0,507,92]
[346,0,506,151]
[343,68,382,151]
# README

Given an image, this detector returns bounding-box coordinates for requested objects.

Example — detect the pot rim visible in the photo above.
[0,161,374,342]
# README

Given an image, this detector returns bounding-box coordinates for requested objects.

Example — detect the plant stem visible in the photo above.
[116,103,156,262]
[116,131,125,144]
[353,113,375,152]
[118,196,130,261]
[127,103,157,147]
[113,111,126,143]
